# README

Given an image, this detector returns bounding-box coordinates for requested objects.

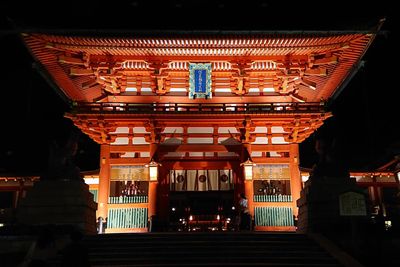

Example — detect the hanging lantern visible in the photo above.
[241,158,256,180]
[145,159,160,181]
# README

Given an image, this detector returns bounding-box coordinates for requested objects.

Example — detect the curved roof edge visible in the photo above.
[17,28,384,38]
[11,18,385,38]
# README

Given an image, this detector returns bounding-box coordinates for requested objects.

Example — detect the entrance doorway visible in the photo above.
[168,169,235,231]
[169,191,235,231]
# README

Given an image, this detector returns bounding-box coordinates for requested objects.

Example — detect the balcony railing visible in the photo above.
[108,195,148,204]
[72,102,326,114]
[254,194,292,202]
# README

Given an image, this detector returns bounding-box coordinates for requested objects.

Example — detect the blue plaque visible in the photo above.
[194,69,207,93]
[189,63,212,99]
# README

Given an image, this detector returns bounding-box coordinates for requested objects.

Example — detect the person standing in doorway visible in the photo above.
[238,193,250,230]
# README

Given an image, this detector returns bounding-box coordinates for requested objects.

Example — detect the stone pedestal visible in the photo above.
[297,177,368,234]
[16,180,97,234]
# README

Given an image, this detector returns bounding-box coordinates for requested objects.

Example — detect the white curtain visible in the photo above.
[170,170,185,191]
[219,169,232,190]
[208,170,219,191]
[186,170,197,191]
[197,170,207,191]
[170,169,232,191]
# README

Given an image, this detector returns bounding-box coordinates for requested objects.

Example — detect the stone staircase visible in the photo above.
[83,232,345,267]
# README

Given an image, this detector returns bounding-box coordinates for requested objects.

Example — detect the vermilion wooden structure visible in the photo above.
[22,30,377,232]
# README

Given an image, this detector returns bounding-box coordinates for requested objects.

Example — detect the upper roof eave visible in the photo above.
[15,18,385,37]
[19,28,381,38]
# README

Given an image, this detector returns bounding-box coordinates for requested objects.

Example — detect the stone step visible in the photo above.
[84,233,344,267]
[85,238,311,243]
[89,255,338,263]
[90,262,343,267]
[86,232,305,239]
[86,240,317,246]
[89,247,327,254]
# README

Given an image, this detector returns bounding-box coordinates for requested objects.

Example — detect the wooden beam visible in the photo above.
[58,55,85,65]
[82,78,99,89]
[301,78,317,90]
[313,55,338,65]
[158,144,229,153]
[253,157,290,164]
[109,157,150,165]
[70,68,94,76]
[251,144,290,152]
[304,67,327,76]
[109,145,150,153]
[168,160,236,169]
[176,144,228,152]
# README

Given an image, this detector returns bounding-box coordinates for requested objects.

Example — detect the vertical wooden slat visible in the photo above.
[254,206,294,226]
[254,195,292,202]
[108,208,148,228]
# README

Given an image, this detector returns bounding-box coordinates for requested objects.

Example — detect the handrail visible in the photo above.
[72,102,326,114]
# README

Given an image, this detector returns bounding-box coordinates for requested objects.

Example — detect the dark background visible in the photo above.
[0,0,397,173]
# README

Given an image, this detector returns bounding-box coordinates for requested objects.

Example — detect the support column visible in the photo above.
[148,143,159,228]
[244,180,254,217]
[290,143,301,218]
[243,143,254,217]
[148,181,158,219]
[98,144,110,220]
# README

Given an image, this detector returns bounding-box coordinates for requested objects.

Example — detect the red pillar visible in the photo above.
[243,144,254,217]
[290,143,301,218]
[148,182,158,219]
[98,144,110,220]
[244,180,254,217]
[148,143,159,223]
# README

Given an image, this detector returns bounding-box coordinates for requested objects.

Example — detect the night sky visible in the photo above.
[0,1,397,174]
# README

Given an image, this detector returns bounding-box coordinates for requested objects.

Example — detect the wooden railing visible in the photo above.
[254,194,292,202]
[73,102,326,114]
[254,206,294,227]
[108,195,148,204]
[107,207,148,229]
